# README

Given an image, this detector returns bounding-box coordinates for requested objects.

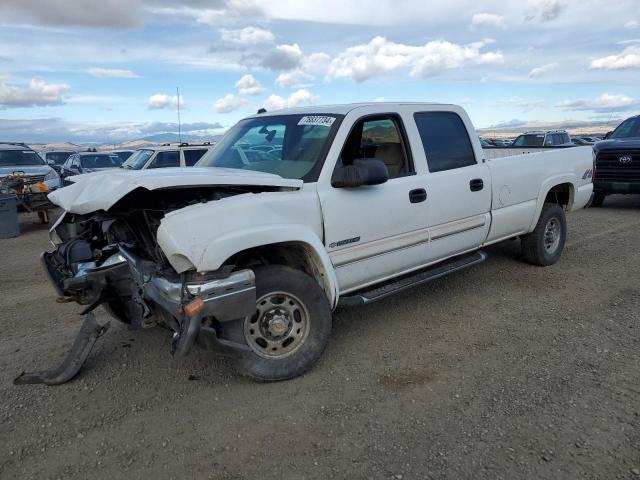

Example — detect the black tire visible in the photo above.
[521,203,567,266]
[237,265,332,382]
[590,193,606,207]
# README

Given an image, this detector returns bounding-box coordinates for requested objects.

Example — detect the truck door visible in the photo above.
[318,113,432,293]
[412,111,492,261]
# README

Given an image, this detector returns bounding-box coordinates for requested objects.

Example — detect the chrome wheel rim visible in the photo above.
[244,292,310,359]
[543,218,561,253]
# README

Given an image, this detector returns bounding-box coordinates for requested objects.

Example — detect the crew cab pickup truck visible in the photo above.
[591,114,640,207]
[36,103,593,383]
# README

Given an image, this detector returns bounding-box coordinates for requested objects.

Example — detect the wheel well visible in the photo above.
[544,183,574,210]
[224,242,331,297]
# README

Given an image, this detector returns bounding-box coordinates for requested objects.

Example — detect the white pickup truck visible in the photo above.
[33,103,593,384]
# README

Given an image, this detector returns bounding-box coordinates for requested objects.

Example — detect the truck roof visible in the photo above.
[249,102,455,118]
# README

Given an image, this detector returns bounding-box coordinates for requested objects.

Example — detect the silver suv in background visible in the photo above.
[0,143,61,191]
[511,130,572,147]
[121,143,215,170]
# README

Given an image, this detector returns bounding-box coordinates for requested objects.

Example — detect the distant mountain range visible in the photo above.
[479,117,624,138]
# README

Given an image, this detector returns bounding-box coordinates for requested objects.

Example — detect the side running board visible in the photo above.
[338,250,487,307]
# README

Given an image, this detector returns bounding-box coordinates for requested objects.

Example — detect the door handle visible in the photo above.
[470,179,484,192]
[409,188,427,203]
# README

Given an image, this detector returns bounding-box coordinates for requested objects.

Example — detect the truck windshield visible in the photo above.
[196,114,343,181]
[610,117,640,139]
[512,134,545,147]
[122,149,154,170]
[0,149,45,166]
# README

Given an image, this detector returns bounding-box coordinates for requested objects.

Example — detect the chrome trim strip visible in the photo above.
[330,214,487,268]
[330,227,430,267]
[430,215,487,241]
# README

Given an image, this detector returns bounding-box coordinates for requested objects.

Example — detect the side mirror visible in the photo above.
[46,159,55,166]
[604,131,612,139]
[331,159,389,188]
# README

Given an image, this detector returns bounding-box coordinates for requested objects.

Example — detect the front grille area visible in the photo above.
[595,150,640,183]
[25,174,46,184]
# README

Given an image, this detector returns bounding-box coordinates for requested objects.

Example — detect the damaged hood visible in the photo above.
[48,167,303,214]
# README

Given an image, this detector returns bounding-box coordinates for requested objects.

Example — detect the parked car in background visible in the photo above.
[60,152,121,185]
[38,150,76,173]
[106,150,135,165]
[512,130,572,147]
[571,137,593,146]
[121,143,214,170]
[0,143,61,191]
[591,114,640,207]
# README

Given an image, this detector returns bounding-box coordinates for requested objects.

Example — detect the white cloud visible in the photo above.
[556,93,640,112]
[303,52,332,73]
[148,93,184,110]
[275,69,314,88]
[626,20,639,29]
[261,43,303,71]
[264,89,318,111]
[221,26,275,45]
[235,74,264,95]
[327,36,503,82]
[214,93,247,113]
[528,62,558,78]
[471,13,504,28]
[590,46,640,70]
[0,77,70,108]
[149,3,263,27]
[525,0,567,22]
[88,67,139,78]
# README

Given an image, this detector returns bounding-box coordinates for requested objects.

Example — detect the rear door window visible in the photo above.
[413,112,477,173]
[184,149,207,167]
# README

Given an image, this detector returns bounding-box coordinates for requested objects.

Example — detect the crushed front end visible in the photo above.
[41,188,258,360]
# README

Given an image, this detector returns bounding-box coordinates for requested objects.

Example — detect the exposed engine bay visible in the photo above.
[40,186,269,366]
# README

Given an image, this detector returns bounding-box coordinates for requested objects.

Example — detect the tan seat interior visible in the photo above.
[374,143,406,177]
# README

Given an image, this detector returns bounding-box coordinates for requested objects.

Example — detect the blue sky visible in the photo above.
[0,0,639,142]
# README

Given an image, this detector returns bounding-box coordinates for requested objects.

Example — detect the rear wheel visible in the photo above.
[590,193,606,207]
[521,204,567,266]
[238,265,332,381]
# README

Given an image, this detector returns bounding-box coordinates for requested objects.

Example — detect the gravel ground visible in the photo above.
[1,197,639,480]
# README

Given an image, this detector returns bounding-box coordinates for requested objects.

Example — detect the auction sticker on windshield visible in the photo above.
[298,116,336,127]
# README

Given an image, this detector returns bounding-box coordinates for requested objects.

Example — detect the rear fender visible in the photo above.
[529,175,576,231]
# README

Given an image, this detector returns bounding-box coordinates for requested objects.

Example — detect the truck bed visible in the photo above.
[483,145,576,160]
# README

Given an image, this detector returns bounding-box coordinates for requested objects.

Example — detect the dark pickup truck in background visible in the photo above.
[592,115,640,207]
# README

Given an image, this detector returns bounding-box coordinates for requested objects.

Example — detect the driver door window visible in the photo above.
[338,116,413,179]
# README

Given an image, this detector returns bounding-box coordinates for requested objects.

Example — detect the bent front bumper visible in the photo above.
[42,245,256,356]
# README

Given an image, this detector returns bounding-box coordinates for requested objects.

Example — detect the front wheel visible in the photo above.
[521,204,567,266]
[238,265,332,381]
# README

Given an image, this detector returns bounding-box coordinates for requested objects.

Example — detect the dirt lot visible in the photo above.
[1,197,639,480]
